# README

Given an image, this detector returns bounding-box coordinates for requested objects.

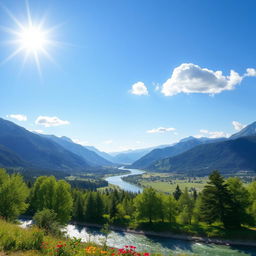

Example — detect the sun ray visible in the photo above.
[0,0,64,76]
[0,47,24,66]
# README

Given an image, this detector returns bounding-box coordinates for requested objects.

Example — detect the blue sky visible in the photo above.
[1,0,256,152]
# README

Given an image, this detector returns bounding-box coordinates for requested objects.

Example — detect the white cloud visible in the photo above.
[147,127,176,134]
[72,138,89,146]
[35,116,70,127]
[7,114,27,121]
[232,121,246,131]
[195,129,229,139]
[130,82,149,95]
[104,140,113,144]
[161,63,244,96]
[245,68,256,77]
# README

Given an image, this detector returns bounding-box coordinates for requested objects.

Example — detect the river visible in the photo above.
[19,169,256,256]
[105,168,144,193]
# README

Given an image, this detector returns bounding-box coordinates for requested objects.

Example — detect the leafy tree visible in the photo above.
[134,187,162,223]
[173,185,182,200]
[164,194,178,223]
[199,171,236,228]
[178,188,194,224]
[0,169,29,220]
[248,181,256,224]
[54,180,73,224]
[33,209,61,235]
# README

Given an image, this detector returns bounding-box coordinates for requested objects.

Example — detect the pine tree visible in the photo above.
[173,185,182,200]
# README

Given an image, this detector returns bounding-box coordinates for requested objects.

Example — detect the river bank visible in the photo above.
[70,220,256,248]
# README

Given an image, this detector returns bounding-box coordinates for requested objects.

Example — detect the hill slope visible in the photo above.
[41,135,113,166]
[149,136,256,175]
[0,118,90,171]
[131,138,202,169]
[230,121,256,139]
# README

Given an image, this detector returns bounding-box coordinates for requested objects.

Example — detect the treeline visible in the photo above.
[0,168,256,232]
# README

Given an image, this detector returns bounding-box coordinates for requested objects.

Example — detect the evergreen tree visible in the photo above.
[199,171,236,228]
[173,185,182,200]
[164,194,178,223]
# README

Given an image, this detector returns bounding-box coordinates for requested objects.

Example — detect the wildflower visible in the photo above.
[144,253,150,256]
[101,251,107,254]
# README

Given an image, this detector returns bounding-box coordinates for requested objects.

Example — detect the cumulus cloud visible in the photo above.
[195,129,229,139]
[147,127,176,134]
[161,63,244,96]
[245,68,256,77]
[232,121,246,131]
[130,82,149,95]
[7,114,27,121]
[35,116,70,127]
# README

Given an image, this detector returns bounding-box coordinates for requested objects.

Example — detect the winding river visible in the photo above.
[105,168,144,193]
[19,169,256,256]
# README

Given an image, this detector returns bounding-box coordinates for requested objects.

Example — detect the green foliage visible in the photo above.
[33,209,61,235]
[30,176,73,225]
[0,169,29,220]
[134,187,163,223]
[0,219,43,251]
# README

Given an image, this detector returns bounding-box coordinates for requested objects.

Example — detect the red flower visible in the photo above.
[144,253,150,256]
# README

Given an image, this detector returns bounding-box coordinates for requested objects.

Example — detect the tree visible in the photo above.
[134,187,161,223]
[248,181,256,224]
[164,194,178,223]
[30,176,73,225]
[73,190,85,221]
[178,188,194,225]
[0,169,29,220]
[173,185,182,200]
[226,177,252,225]
[199,171,236,228]
[33,209,60,235]
[54,180,73,224]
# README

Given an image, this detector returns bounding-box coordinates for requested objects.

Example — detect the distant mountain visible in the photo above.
[0,118,90,172]
[131,136,227,169]
[149,136,256,175]
[84,145,115,163]
[131,137,202,169]
[230,121,256,140]
[41,135,113,166]
[110,145,171,164]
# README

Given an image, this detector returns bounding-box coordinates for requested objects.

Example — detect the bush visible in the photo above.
[33,209,62,235]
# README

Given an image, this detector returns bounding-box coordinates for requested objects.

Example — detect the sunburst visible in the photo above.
[1,1,61,76]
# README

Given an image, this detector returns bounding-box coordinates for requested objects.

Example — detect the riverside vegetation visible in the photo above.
[0,168,256,255]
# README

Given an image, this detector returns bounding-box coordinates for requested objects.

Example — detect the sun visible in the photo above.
[19,26,47,52]
[1,1,60,76]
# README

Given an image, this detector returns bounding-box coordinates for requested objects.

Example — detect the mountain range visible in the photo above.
[1,117,256,176]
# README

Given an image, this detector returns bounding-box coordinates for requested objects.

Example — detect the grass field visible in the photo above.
[140,180,207,193]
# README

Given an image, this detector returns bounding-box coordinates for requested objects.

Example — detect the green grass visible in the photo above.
[140,180,207,193]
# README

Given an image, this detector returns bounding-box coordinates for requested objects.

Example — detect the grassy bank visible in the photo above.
[0,219,190,256]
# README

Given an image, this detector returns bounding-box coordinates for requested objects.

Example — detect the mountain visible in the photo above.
[84,145,115,163]
[230,121,256,140]
[131,137,202,169]
[110,145,171,164]
[0,144,27,168]
[149,136,256,175]
[131,136,227,169]
[0,118,90,172]
[41,135,113,166]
